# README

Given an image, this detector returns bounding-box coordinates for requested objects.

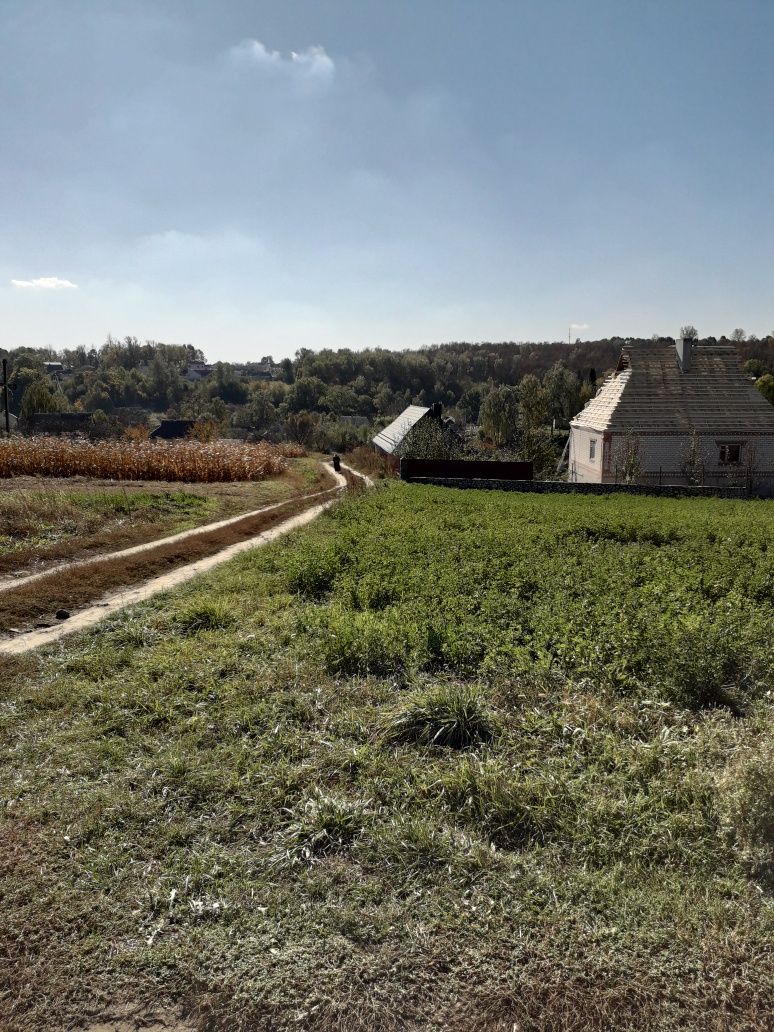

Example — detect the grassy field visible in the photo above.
[0,488,214,557]
[2,484,774,1030]
[0,457,331,578]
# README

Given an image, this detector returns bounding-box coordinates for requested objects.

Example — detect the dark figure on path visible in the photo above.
[332,454,341,472]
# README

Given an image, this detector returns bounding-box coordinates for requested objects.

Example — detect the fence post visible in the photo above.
[2,359,10,436]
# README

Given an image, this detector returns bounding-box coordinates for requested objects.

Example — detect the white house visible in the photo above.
[568,337,774,494]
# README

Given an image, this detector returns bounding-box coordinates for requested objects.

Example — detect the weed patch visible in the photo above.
[381,684,496,749]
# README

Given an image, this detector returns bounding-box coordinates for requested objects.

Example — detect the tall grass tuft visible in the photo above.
[381,683,496,749]
[719,737,774,882]
[274,791,365,865]
[175,600,236,634]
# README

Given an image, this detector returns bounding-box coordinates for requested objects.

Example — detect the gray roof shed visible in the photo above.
[372,405,430,455]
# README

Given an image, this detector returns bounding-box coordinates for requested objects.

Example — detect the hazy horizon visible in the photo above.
[2,0,773,361]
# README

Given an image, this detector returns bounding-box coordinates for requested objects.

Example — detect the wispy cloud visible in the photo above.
[11,276,79,290]
[229,39,334,80]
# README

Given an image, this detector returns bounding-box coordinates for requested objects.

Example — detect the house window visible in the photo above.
[589,439,597,461]
[718,444,742,465]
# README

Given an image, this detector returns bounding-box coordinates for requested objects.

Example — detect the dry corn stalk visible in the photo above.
[0,437,289,483]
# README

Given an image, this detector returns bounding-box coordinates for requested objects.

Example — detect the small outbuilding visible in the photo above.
[150,419,196,440]
[372,404,440,457]
[568,337,774,494]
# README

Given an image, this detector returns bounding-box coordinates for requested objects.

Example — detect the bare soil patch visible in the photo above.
[79,1005,196,1032]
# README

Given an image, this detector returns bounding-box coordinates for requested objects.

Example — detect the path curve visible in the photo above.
[0,466,353,656]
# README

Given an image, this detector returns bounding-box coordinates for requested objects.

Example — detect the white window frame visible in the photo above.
[589,438,597,461]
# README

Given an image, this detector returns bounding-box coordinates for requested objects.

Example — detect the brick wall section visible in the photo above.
[409,478,751,499]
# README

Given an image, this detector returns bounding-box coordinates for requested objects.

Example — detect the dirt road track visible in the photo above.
[0,466,352,656]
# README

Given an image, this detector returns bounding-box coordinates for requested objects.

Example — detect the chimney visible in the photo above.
[431,402,443,418]
[676,334,692,373]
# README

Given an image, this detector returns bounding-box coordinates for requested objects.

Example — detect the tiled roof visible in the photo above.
[571,344,774,433]
[372,405,430,454]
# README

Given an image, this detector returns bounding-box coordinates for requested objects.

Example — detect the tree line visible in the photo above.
[2,332,772,452]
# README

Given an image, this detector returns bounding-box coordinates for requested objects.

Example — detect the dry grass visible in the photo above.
[0,438,288,483]
[275,443,308,459]
[345,445,396,479]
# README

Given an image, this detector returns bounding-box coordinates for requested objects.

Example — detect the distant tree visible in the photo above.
[731,328,746,343]
[744,359,766,378]
[680,325,699,341]
[517,374,550,432]
[479,386,519,446]
[543,362,581,427]
[286,376,326,413]
[518,427,558,479]
[211,363,248,405]
[285,411,318,446]
[20,378,60,418]
[755,374,774,406]
[242,390,278,433]
[459,385,484,424]
[322,385,360,416]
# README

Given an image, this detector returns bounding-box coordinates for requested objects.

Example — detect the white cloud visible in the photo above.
[290,45,335,78]
[229,39,334,80]
[11,276,78,290]
[229,39,282,67]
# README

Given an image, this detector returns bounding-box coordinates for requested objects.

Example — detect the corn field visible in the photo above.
[0,437,289,483]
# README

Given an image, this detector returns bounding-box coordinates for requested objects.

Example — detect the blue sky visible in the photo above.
[1,0,772,360]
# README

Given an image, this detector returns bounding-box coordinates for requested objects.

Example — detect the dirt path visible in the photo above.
[0,485,333,595]
[340,460,375,489]
[0,466,353,655]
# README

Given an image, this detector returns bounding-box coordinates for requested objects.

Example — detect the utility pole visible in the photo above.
[2,359,10,436]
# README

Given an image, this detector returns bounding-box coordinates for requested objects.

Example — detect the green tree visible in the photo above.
[517,427,557,478]
[286,377,326,413]
[397,417,461,460]
[479,386,519,446]
[755,374,774,406]
[517,374,550,432]
[543,362,581,427]
[20,378,60,418]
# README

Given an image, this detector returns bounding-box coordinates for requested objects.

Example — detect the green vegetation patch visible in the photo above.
[1,484,774,1031]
